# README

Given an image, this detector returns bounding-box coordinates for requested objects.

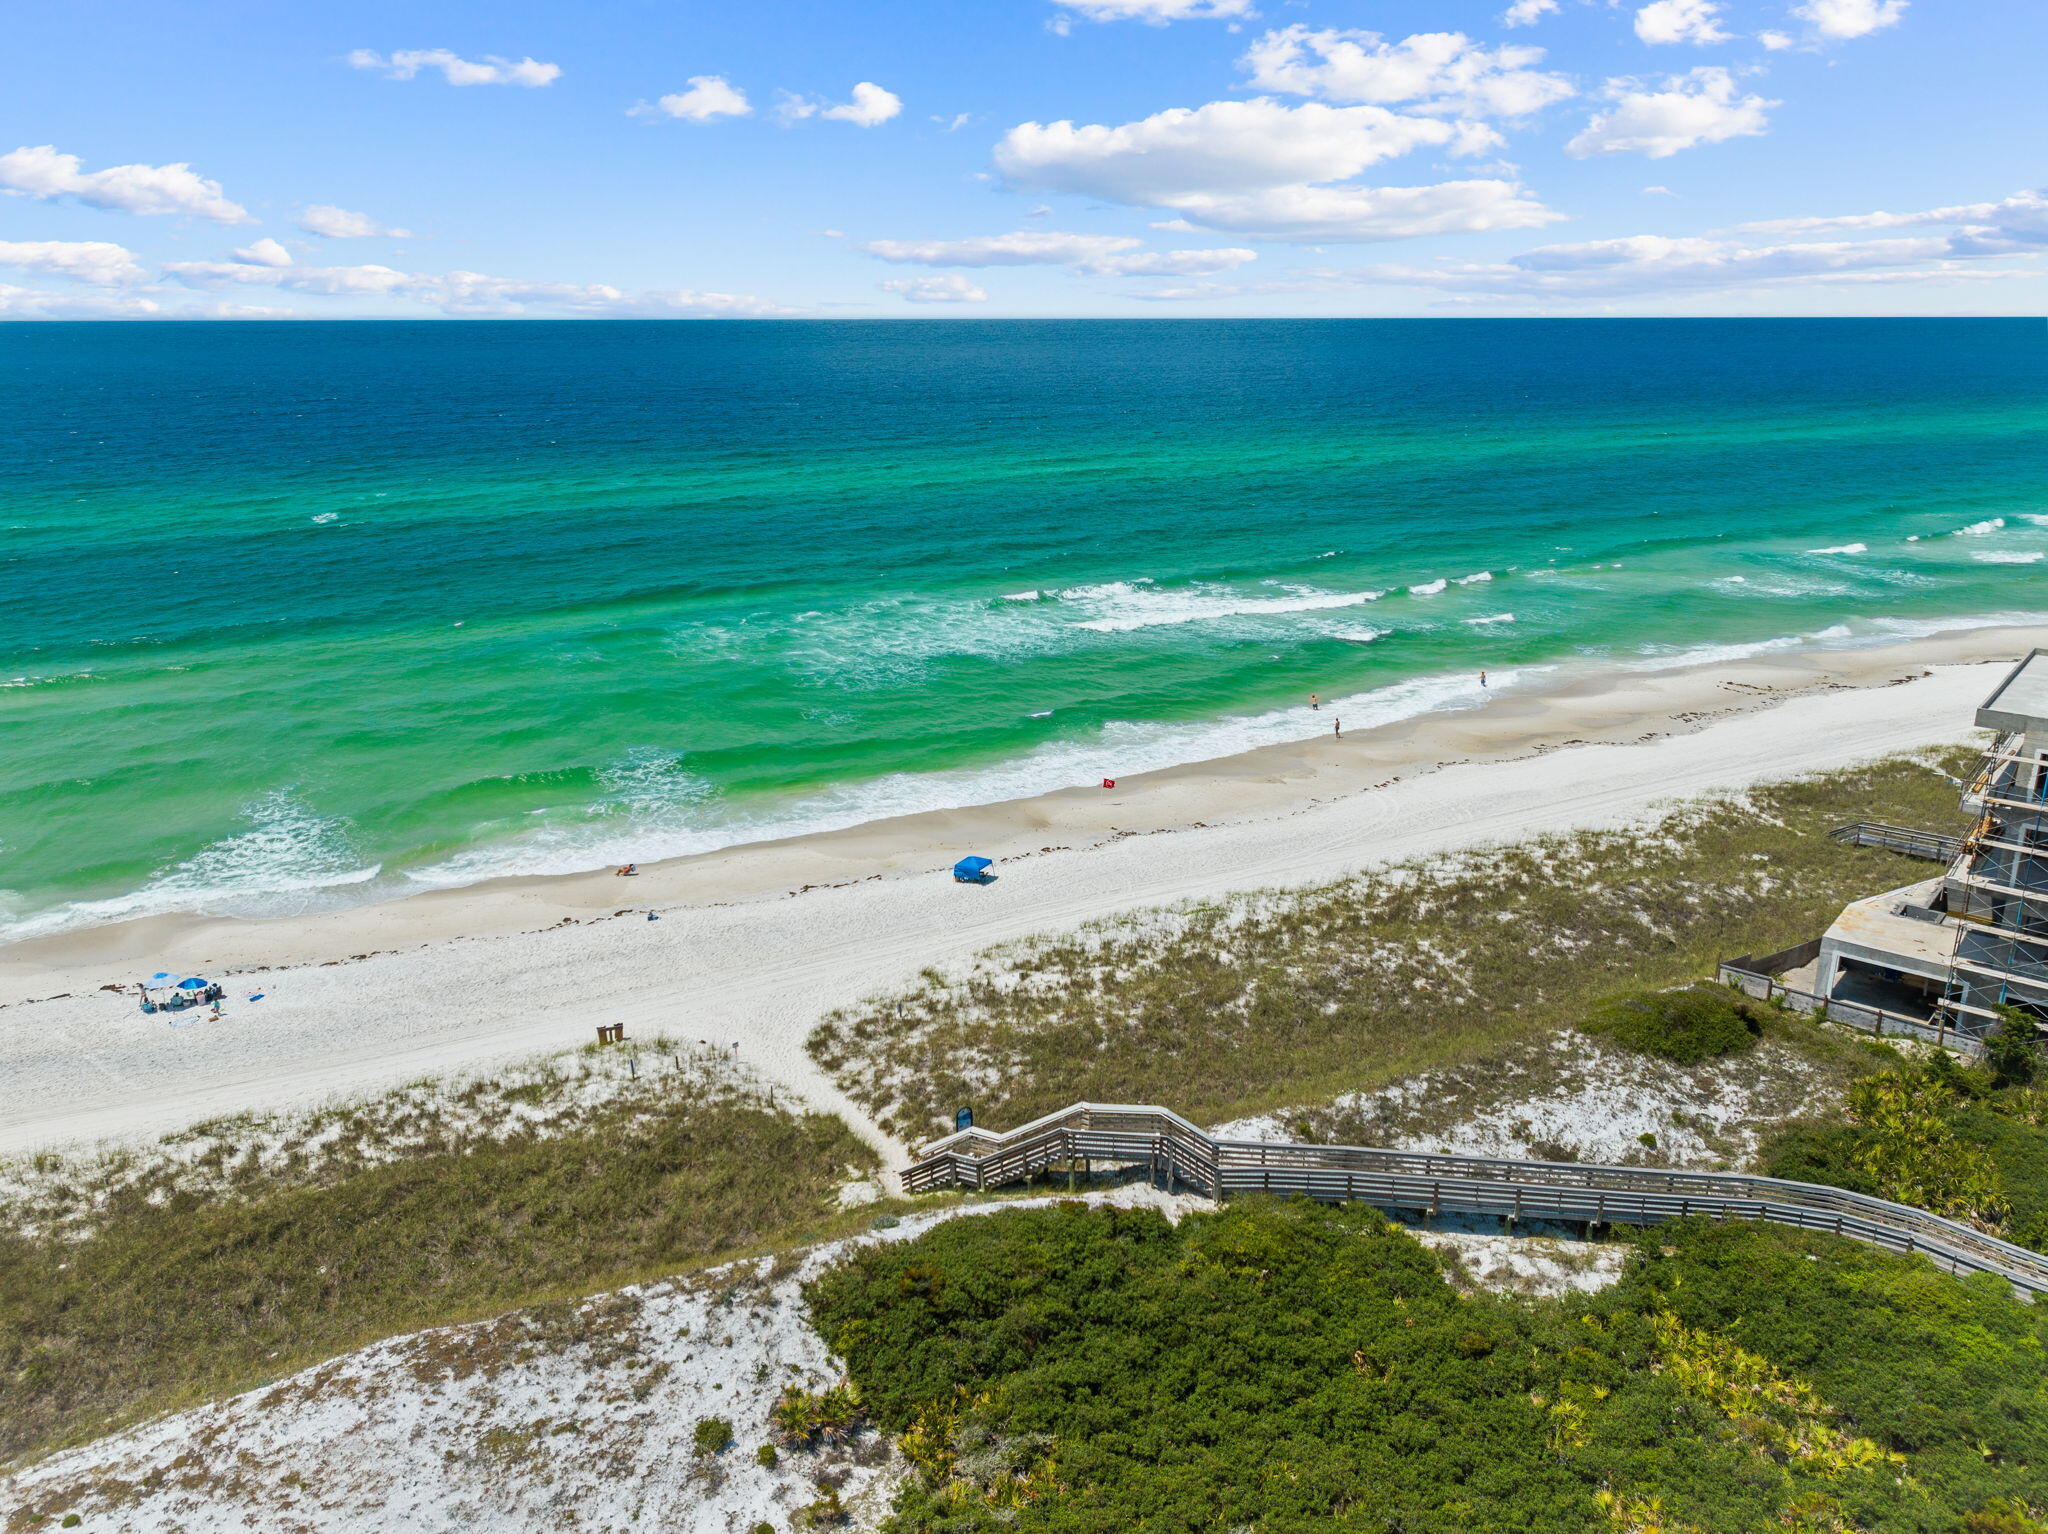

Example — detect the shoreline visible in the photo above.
[0,621,2038,1164]
[3,619,2035,1002]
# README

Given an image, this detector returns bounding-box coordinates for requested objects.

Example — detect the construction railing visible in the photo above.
[905,1103,2048,1296]
[1716,950,1984,1057]
[1828,822,1965,863]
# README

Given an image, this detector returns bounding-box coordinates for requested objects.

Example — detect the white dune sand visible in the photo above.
[0,1186,1622,1533]
[0,627,2038,1168]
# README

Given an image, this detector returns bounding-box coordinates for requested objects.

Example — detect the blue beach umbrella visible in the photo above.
[953,856,993,880]
[148,972,175,986]
[177,976,209,990]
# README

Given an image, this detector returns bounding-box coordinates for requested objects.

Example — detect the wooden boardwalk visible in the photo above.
[1828,820,1965,863]
[905,1103,2048,1296]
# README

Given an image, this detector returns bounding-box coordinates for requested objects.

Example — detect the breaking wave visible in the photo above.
[0,791,380,944]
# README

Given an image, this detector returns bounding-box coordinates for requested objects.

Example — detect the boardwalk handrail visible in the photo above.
[906,1102,2048,1296]
[1829,821,1965,863]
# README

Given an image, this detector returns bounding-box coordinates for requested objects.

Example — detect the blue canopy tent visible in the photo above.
[952,856,994,884]
[140,972,220,1012]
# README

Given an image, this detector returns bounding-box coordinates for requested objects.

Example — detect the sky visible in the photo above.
[2,0,2044,319]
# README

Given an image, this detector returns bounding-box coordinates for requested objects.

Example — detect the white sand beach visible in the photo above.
[1,623,2039,1167]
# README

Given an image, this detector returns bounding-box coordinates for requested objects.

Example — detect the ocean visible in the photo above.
[4,317,2046,942]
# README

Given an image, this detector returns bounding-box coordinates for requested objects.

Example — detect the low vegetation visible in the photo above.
[1761,1015,2048,1250]
[807,1198,2048,1533]
[0,1046,878,1464]
[1584,983,1768,1065]
[813,751,1973,1140]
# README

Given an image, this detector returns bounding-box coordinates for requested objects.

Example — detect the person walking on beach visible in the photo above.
[1334,718,1342,738]
[1478,670,1488,689]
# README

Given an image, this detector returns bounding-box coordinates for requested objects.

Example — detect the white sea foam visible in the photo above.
[1327,626,1389,643]
[1408,579,1447,596]
[1953,518,2008,536]
[0,791,381,944]
[310,512,340,525]
[1710,573,1853,598]
[1804,542,1867,555]
[398,668,1540,892]
[1455,571,1493,585]
[1068,583,1383,633]
[1630,609,2048,674]
[999,590,1041,602]
[1464,613,1515,626]
[1974,550,2046,564]
[2024,515,2048,528]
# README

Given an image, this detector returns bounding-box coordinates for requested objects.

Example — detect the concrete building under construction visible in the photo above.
[1804,650,2048,1039]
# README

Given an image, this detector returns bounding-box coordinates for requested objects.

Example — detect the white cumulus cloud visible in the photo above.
[346,49,561,87]
[0,284,166,318]
[296,204,413,239]
[778,82,902,127]
[998,99,1457,203]
[1048,0,1255,25]
[1153,180,1562,242]
[995,98,1559,242]
[232,237,294,267]
[0,238,147,286]
[163,259,800,317]
[1566,68,1776,159]
[1794,0,1907,39]
[859,230,1255,276]
[1635,0,1732,45]
[1241,27,1574,118]
[636,76,752,123]
[1336,220,2042,304]
[1501,0,1559,24]
[0,144,250,224]
[879,274,988,303]
[1739,188,2048,252]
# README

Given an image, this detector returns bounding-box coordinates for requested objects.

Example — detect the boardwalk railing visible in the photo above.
[906,1102,2048,1295]
[1829,821,1965,863]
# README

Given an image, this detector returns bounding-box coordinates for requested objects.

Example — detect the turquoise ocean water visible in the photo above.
[3,318,2046,943]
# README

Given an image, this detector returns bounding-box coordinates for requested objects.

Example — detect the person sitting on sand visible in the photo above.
[616,863,638,877]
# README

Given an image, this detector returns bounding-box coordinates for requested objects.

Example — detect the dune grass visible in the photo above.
[0,1046,879,1465]
[810,750,1976,1142]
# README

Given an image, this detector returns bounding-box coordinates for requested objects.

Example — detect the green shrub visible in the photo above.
[756,1442,779,1468]
[1757,1121,1881,1195]
[1986,1007,2043,1090]
[771,1381,863,1445]
[805,1198,2048,1533]
[693,1415,734,1456]
[795,1484,846,1528]
[1761,1056,2048,1248]
[1587,984,1763,1064]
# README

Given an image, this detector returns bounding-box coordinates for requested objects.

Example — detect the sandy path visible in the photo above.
[0,660,1995,1167]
